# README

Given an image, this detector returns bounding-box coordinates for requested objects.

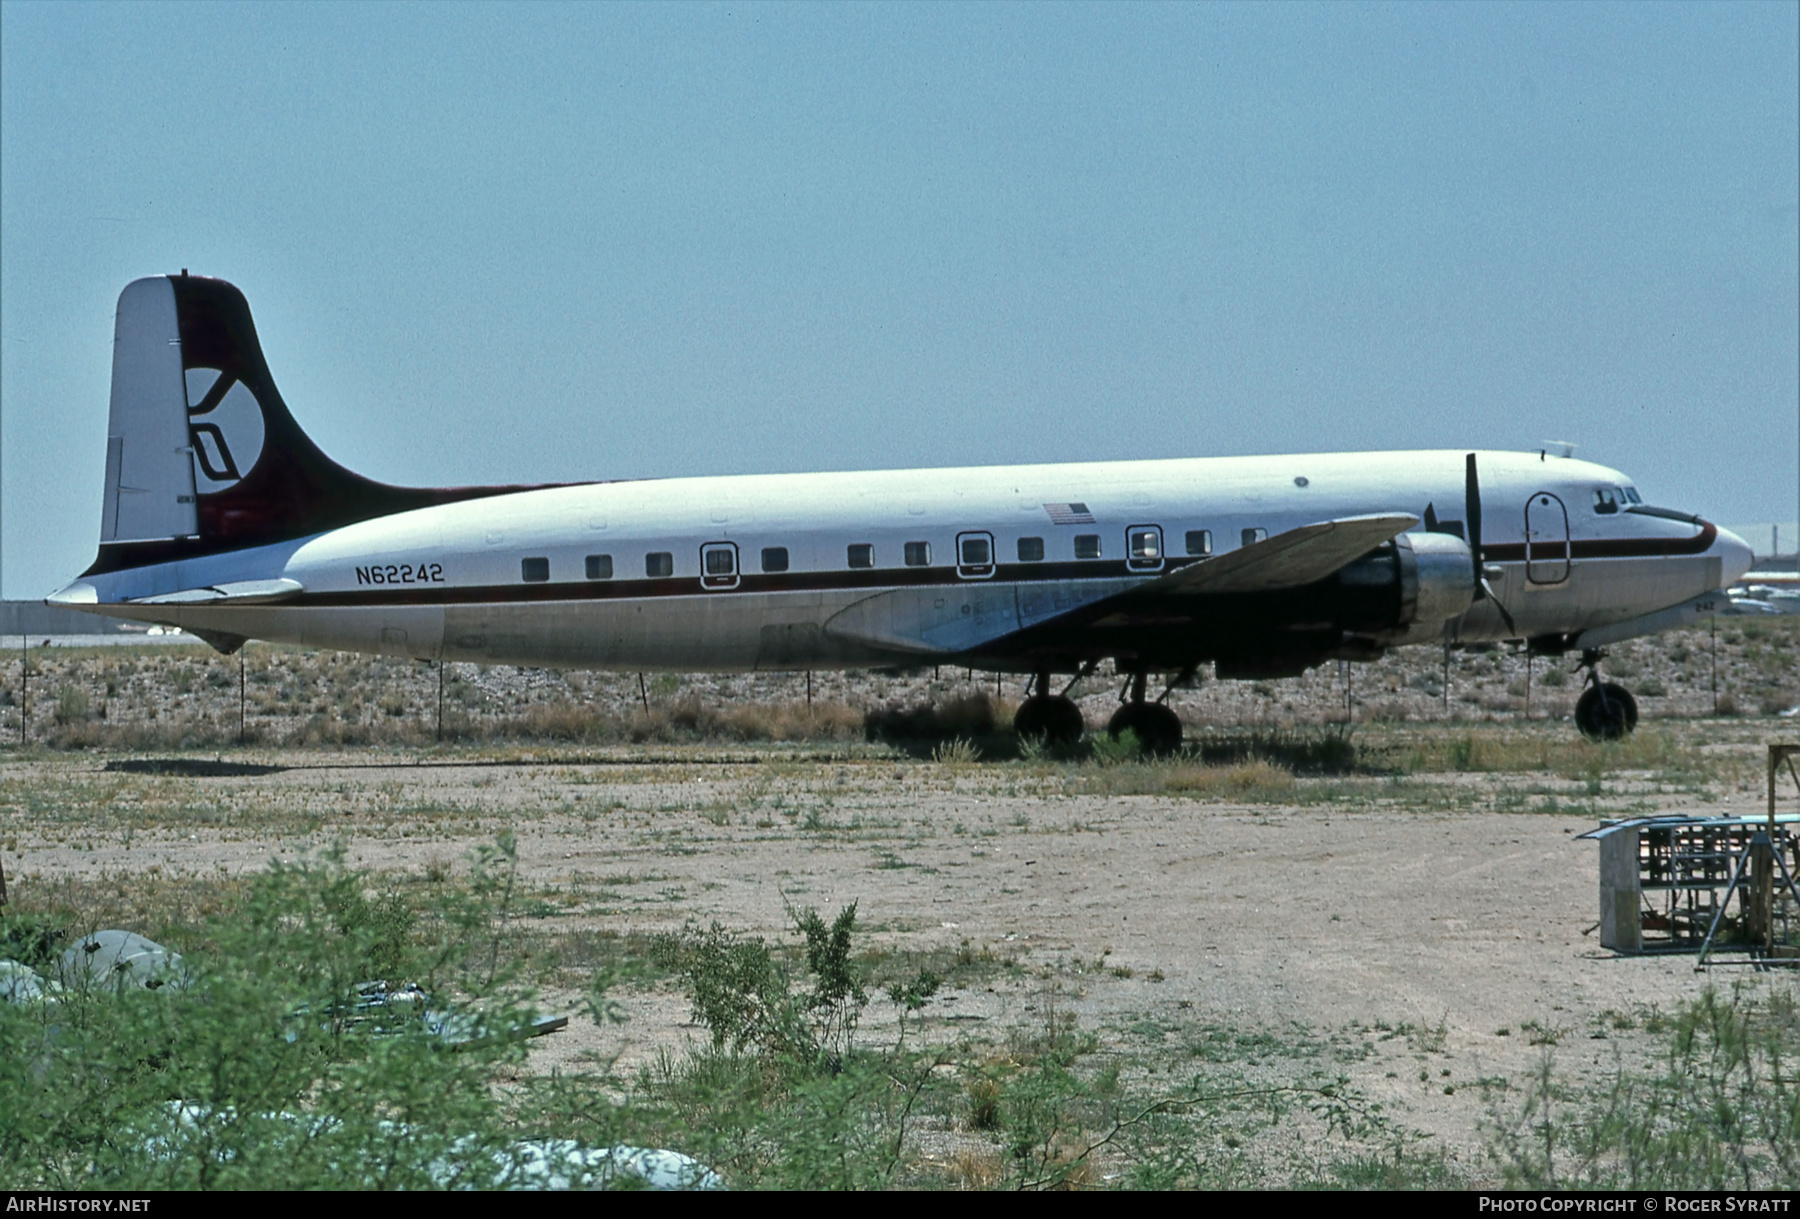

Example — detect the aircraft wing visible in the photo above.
[1139,513,1418,596]
[823,514,1417,658]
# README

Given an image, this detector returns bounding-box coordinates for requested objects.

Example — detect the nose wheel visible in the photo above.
[1105,670,1185,755]
[1013,671,1086,745]
[1573,649,1639,741]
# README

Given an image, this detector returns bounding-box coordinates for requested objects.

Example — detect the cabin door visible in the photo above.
[1525,492,1570,585]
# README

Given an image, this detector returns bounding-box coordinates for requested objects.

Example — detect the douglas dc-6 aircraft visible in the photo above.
[49,274,1754,747]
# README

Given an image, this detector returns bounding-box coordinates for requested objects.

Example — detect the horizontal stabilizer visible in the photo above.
[45,582,99,607]
[128,578,303,606]
[1147,514,1418,596]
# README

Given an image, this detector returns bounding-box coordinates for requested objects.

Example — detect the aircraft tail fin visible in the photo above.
[86,273,548,577]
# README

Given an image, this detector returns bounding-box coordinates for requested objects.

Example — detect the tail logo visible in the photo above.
[184,367,266,493]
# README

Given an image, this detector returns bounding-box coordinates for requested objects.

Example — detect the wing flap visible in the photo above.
[1146,514,1418,596]
[823,578,1131,657]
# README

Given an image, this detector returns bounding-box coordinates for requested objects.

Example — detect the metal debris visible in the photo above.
[0,959,51,1003]
[154,1104,722,1190]
[59,929,187,992]
[503,1140,723,1190]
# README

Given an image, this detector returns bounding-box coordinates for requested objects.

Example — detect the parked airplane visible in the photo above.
[48,274,1755,745]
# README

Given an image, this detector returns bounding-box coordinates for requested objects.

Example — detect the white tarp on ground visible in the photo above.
[59,929,187,991]
[4,932,721,1189]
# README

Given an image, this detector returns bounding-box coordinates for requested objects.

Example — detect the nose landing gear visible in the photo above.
[1013,670,1086,746]
[1105,669,1186,755]
[1573,648,1639,741]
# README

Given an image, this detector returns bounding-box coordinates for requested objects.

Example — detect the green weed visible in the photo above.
[1485,985,1800,1190]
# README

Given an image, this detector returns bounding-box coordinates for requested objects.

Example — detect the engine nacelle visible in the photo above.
[1395,530,1475,628]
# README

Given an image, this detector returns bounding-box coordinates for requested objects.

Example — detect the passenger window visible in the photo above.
[521,557,549,583]
[1017,536,1045,562]
[1593,488,1619,515]
[585,554,612,580]
[1185,529,1212,556]
[761,546,789,573]
[956,531,995,579]
[1074,534,1101,560]
[847,543,874,569]
[1241,528,1267,548]
[1127,526,1162,570]
[904,541,931,566]
[700,542,738,589]
[646,552,673,578]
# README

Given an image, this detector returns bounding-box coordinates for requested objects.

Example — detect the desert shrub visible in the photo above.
[967,1075,1003,1131]
[1485,985,1800,1190]
[865,692,996,742]
[658,904,868,1069]
[53,685,90,726]
[932,736,982,765]
[1448,734,1481,771]
[636,904,1410,1190]
[0,842,551,1190]
[0,913,66,973]
[1187,725,1357,774]
[1759,691,1799,717]
[708,700,863,742]
[1088,729,1142,766]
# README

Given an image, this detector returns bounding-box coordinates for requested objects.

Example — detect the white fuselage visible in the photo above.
[62,449,1752,672]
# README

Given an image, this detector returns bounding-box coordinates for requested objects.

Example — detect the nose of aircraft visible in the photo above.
[1712,524,1755,589]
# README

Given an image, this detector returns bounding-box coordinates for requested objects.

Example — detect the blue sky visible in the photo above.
[2,1,1795,596]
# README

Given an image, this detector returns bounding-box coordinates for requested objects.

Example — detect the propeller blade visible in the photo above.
[1480,575,1518,635]
[1465,453,1485,601]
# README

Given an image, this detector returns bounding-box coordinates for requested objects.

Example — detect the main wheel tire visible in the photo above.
[1609,682,1639,732]
[1575,682,1637,741]
[1014,695,1085,745]
[1106,702,1184,755]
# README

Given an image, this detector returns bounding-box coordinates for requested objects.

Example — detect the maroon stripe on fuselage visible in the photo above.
[296,557,1165,607]
[1482,521,1716,562]
[163,524,1719,612]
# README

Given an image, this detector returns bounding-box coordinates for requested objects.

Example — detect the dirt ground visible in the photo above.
[5,710,1796,1177]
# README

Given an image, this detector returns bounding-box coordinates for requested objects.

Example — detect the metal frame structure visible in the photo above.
[1582,745,1800,963]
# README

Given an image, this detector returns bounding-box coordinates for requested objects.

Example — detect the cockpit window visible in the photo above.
[1622,486,1642,504]
[1592,488,1619,515]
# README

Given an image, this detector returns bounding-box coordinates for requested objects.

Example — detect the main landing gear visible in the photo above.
[1573,648,1639,742]
[1013,671,1086,745]
[1106,671,1185,755]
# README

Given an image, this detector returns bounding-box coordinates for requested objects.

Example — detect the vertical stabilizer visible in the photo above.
[102,278,198,543]
[81,273,565,578]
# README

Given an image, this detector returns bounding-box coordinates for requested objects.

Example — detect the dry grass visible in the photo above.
[1387,724,1708,778]
[1162,758,1298,798]
[1077,757,1298,800]
[945,1149,1004,1190]
[6,867,257,955]
[1,617,1794,753]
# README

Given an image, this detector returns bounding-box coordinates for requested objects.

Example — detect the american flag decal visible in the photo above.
[1043,502,1095,525]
